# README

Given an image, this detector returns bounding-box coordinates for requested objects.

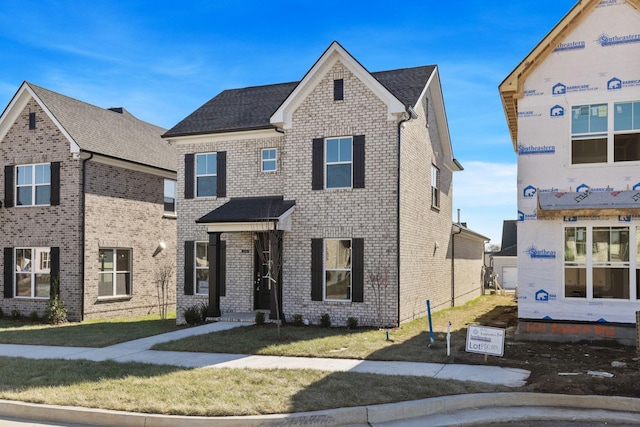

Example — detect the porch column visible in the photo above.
[269,230,284,320]
[207,231,222,317]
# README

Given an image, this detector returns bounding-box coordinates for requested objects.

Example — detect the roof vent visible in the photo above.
[108,107,123,114]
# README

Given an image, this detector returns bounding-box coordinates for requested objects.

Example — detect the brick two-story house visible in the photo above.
[500,0,640,341]
[0,82,177,321]
[164,42,486,326]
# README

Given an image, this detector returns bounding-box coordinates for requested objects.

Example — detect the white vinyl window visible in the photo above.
[196,153,217,197]
[261,148,277,172]
[324,239,352,300]
[564,225,635,300]
[16,163,51,206]
[98,249,132,297]
[195,242,209,295]
[15,247,50,298]
[325,137,352,189]
[431,165,440,208]
[164,179,176,214]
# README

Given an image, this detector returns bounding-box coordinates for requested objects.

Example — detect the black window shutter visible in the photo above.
[334,79,344,101]
[220,240,226,297]
[4,247,13,299]
[351,238,364,302]
[184,154,194,200]
[217,151,226,198]
[29,112,36,130]
[184,241,194,295]
[50,162,60,206]
[50,247,60,299]
[312,138,324,190]
[311,238,323,301]
[353,135,365,189]
[4,165,14,208]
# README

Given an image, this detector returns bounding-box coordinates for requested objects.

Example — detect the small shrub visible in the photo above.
[184,304,204,326]
[29,311,39,322]
[11,310,21,320]
[46,295,68,325]
[291,314,304,326]
[347,316,358,329]
[199,303,209,321]
[320,313,331,328]
[255,311,265,325]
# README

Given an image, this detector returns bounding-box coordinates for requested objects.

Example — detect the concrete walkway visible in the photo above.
[0,321,530,387]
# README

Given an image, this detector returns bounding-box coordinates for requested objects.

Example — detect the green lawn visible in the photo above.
[153,295,515,363]
[0,312,182,347]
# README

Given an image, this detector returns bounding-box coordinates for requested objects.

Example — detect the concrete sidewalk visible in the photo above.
[0,321,530,387]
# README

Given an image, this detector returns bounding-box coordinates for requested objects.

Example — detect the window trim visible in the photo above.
[325,137,353,190]
[261,148,278,173]
[323,238,352,301]
[195,152,218,198]
[15,163,51,207]
[98,248,132,298]
[14,247,51,299]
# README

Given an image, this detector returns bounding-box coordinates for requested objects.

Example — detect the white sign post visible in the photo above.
[465,325,505,357]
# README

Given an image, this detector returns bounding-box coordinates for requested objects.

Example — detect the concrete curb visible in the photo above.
[2,393,640,426]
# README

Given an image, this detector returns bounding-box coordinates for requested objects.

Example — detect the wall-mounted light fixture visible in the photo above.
[152,241,167,258]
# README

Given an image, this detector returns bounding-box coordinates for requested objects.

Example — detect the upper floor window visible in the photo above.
[98,248,132,297]
[16,163,50,206]
[325,137,352,189]
[261,148,277,172]
[334,79,344,101]
[431,165,440,209]
[164,179,176,214]
[15,247,50,298]
[196,153,217,197]
[571,101,640,164]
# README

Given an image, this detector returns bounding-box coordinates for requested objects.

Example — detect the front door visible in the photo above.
[254,233,271,310]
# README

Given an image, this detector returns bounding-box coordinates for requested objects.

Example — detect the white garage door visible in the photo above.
[502,266,518,291]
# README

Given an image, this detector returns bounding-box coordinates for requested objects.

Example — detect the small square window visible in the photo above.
[261,148,277,172]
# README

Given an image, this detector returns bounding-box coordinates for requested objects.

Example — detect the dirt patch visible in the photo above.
[435,297,640,397]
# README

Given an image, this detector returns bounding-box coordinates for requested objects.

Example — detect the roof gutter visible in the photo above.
[396,106,417,326]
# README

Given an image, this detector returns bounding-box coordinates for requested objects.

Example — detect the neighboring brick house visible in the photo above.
[164,42,485,326]
[0,82,177,321]
[500,0,640,339]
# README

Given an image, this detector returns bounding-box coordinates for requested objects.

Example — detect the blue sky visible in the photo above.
[0,0,579,245]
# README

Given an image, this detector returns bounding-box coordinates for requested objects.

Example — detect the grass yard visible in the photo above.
[153,295,515,363]
[0,357,506,416]
[0,312,182,347]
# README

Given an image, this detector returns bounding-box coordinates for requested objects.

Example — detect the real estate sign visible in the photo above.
[465,325,505,357]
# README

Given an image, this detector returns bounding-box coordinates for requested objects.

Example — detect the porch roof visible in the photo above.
[538,190,640,218]
[197,196,296,232]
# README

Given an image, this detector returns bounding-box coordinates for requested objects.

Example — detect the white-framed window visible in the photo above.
[15,247,50,298]
[571,100,640,164]
[325,137,352,189]
[195,242,209,295]
[196,153,217,197]
[16,163,51,206]
[564,225,635,300]
[324,239,351,300]
[431,164,440,209]
[164,179,176,214]
[98,248,132,297]
[261,148,277,172]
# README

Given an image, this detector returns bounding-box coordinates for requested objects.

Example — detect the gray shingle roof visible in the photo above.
[28,83,175,172]
[197,196,295,223]
[164,65,436,138]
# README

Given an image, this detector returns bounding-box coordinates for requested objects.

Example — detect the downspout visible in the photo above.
[396,106,417,326]
[451,209,463,307]
[80,151,94,321]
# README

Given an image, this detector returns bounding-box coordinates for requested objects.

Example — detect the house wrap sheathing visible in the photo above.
[500,0,640,325]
